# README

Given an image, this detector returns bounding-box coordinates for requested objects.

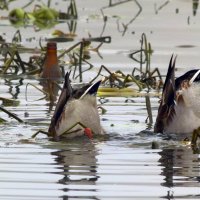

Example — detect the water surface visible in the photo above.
[0,0,200,199]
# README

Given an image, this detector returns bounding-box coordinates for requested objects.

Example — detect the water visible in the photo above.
[0,0,200,199]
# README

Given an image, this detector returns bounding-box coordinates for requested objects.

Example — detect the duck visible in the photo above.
[47,72,105,139]
[154,55,200,142]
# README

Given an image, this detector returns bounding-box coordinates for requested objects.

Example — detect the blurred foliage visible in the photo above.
[0,0,15,10]
[9,6,58,29]
[5,0,77,29]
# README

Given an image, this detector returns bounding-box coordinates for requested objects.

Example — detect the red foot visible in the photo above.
[84,128,93,139]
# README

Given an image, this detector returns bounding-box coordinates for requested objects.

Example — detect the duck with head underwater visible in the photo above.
[36,71,105,140]
[154,55,200,144]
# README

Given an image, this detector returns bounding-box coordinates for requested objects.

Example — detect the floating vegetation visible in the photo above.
[0,33,60,76]
[5,0,78,30]
[145,95,153,128]
[98,87,139,97]
[0,105,23,123]
[90,65,144,91]
[58,36,111,82]
[0,97,19,106]
[193,0,199,16]
[117,0,142,36]
[89,33,162,93]
[191,128,200,148]
[154,1,170,14]
[0,0,15,10]
[9,6,58,29]
[0,42,40,75]
[0,30,161,96]
[50,30,76,42]
[130,33,163,91]
[0,43,27,74]
[0,28,112,84]
[102,0,142,36]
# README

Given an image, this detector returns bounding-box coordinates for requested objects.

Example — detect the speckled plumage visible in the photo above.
[154,55,200,135]
[48,72,104,139]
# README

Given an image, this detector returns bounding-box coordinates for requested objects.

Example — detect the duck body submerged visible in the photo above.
[55,95,104,138]
[154,56,200,135]
[48,72,104,139]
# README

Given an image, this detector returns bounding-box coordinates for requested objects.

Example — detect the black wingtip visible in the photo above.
[80,80,101,98]
[86,80,101,96]
[63,71,71,88]
[163,54,177,91]
[154,55,177,133]
[48,71,73,135]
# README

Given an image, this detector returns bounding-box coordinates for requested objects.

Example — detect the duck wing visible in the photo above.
[80,80,101,99]
[175,69,200,89]
[154,55,176,133]
[176,69,200,118]
[48,72,73,135]
[72,80,101,99]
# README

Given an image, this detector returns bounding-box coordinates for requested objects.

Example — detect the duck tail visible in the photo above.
[80,80,101,99]
[48,72,73,135]
[154,55,177,133]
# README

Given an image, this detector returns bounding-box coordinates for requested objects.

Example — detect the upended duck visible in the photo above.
[34,72,105,139]
[154,55,200,144]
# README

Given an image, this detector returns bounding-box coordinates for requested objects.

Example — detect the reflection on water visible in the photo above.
[4,77,24,100]
[53,140,99,199]
[158,147,200,200]
[54,141,98,186]
[39,79,61,112]
[0,142,199,199]
[160,148,200,188]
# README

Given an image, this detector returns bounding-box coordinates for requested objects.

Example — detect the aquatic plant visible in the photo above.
[102,0,142,36]
[9,6,58,29]
[0,104,23,123]
[0,41,40,75]
[57,36,111,82]
[193,0,199,16]
[7,0,78,30]
[0,0,15,10]
[89,65,144,91]
[154,1,170,14]
[130,33,163,90]
[88,34,162,93]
